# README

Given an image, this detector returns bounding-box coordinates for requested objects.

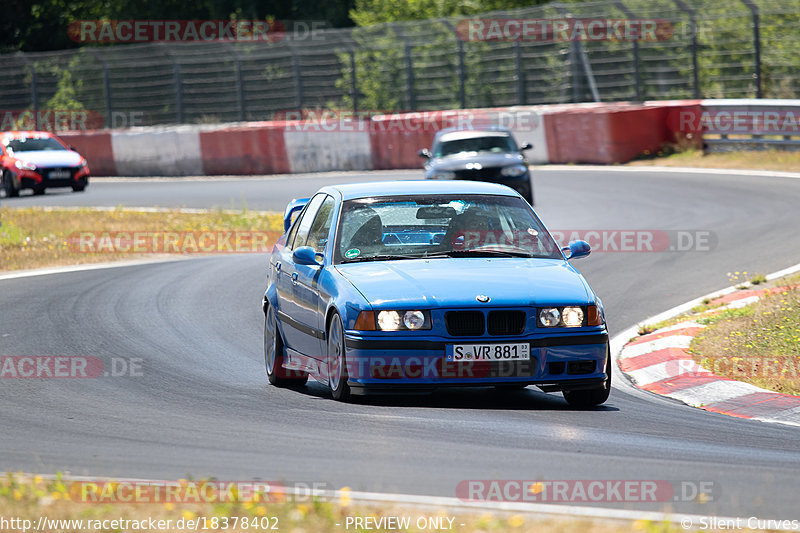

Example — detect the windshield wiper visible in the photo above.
[426,250,534,258]
[344,253,427,263]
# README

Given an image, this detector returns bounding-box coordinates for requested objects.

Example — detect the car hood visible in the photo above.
[428,152,524,171]
[335,258,591,308]
[13,150,83,168]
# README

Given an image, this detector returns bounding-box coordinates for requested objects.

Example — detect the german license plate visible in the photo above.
[446,343,530,362]
[48,170,71,179]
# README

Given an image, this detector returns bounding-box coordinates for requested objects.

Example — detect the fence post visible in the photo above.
[440,19,466,109]
[90,50,113,126]
[672,0,700,99]
[23,58,40,129]
[556,6,600,103]
[514,41,526,105]
[615,1,642,102]
[289,47,304,111]
[740,0,762,98]
[229,45,246,122]
[164,49,184,124]
[391,24,416,110]
[349,50,358,112]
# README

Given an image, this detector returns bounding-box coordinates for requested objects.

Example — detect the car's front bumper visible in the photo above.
[342,331,608,395]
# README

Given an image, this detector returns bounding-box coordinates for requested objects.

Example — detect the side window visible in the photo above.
[303,196,336,254]
[290,194,326,251]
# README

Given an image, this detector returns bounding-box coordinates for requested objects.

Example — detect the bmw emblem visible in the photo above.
[476,295,490,303]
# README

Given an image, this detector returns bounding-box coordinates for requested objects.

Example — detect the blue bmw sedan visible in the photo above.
[262,181,610,406]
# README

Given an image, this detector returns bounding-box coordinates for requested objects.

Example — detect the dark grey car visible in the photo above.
[419,127,534,205]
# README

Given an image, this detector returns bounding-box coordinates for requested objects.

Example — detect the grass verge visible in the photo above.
[0,207,283,272]
[627,148,800,172]
[689,284,800,395]
[0,473,723,533]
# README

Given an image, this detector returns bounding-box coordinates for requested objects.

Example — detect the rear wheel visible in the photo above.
[3,171,19,197]
[328,313,351,402]
[264,304,307,387]
[562,346,612,408]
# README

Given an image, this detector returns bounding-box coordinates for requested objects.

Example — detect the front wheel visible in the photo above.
[2,171,19,197]
[562,347,612,408]
[264,304,307,387]
[327,313,351,402]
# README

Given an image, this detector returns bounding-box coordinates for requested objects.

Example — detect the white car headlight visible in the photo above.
[561,306,585,327]
[375,310,431,331]
[377,311,402,331]
[430,170,455,180]
[501,164,528,177]
[539,308,561,327]
[14,160,37,171]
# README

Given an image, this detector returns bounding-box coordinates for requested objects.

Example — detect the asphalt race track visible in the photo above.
[2,168,800,518]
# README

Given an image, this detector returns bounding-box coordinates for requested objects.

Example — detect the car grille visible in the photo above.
[453,167,504,182]
[445,310,527,337]
[445,311,485,336]
[487,311,526,336]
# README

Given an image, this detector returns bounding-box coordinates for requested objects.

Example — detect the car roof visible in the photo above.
[2,131,56,138]
[1,131,57,143]
[319,180,521,201]
[434,126,513,143]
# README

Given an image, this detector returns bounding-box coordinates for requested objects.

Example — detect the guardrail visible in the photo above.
[701,99,800,152]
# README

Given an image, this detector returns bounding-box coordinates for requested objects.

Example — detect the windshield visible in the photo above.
[335,194,560,263]
[5,137,67,153]
[434,135,517,157]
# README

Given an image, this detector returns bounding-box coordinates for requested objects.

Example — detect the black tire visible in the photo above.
[521,183,534,206]
[72,177,88,192]
[264,304,307,387]
[327,312,351,402]
[3,171,19,197]
[562,346,612,408]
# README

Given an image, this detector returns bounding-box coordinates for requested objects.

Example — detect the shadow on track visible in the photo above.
[269,380,619,412]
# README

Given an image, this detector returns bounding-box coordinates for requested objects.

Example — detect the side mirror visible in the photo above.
[293,246,322,266]
[519,142,533,151]
[562,240,591,260]
[418,148,431,159]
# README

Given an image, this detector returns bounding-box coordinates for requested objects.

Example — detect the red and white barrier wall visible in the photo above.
[57,100,702,177]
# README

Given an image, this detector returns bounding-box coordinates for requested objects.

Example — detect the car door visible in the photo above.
[290,195,336,359]
[275,194,326,354]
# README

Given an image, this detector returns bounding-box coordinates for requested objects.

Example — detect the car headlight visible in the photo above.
[430,170,455,180]
[561,306,584,327]
[538,305,603,327]
[501,164,528,177]
[539,308,561,327]
[354,310,432,331]
[14,160,37,171]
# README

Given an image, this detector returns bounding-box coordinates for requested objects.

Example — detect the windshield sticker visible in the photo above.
[344,248,361,259]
